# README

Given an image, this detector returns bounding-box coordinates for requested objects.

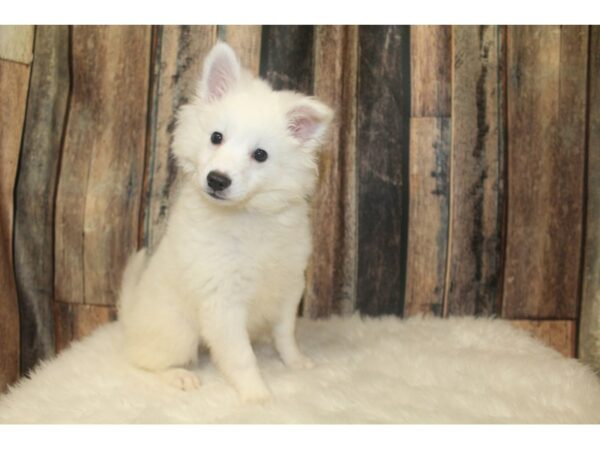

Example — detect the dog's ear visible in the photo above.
[199,42,241,102]
[286,97,334,151]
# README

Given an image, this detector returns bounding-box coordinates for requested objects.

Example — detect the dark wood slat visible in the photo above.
[259,25,314,94]
[0,59,31,391]
[14,26,69,374]
[55,26,151,306]
[579,26,600,369]
[141,26,217,251]
[410,25,452,118]
[503,26,588,319]
[356,26,410,316]
[304,25,358,318]
[404,118,451,317]
[445,25,505,317]
[54,303,117,352]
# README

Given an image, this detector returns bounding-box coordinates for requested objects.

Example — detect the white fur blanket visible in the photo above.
[1,315,599,423]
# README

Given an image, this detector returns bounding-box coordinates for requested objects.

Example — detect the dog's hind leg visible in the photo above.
[122,299,201,391]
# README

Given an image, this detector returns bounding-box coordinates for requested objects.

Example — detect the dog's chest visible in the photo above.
[177,210,310,301]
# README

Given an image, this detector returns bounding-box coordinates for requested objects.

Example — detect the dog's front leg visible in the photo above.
[272,283,314,370]
[202,304,270,402]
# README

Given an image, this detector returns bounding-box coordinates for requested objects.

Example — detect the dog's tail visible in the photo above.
[118,249,148,311]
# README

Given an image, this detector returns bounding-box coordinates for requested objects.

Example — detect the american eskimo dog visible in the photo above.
[118,42,333,402]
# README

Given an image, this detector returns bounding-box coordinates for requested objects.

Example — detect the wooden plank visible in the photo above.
[54,303,117,353]
[444,26,505,317]
[55,26,151,306]
[259,25,314,94]
[356,26,410,316]
[403,25,452,318]
[410,26,452,117]
[0,60,31,391]
[303,26,358,318]
[141,26,217,251]
[579,26,600,371]
[0,25,34,64]
[502,26,588,319]
[218,25,262,75]
[14,26,70,374]
[511,320,576,358]
[404,118,451,317]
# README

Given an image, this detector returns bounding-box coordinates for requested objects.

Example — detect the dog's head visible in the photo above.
[172,42,333,213]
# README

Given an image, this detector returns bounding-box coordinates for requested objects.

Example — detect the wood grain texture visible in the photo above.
[511,320,576,358]
[304,26,358,318]
[0,60,31,391]
[445,26,505,317]
[55,26,151,306]
[404,118,451,317]
[141,26,217,251]
[0,25,34,64]
[579,26,600,370]
[404,26,452,318]
[14,26,70,374]
[410,26,452,118]
[503,26,588,319]
[54,303,117,353]
[218,26,262,75]
[356,26,410,316]
[259,25,314,94]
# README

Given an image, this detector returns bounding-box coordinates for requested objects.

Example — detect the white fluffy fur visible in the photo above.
[118,42,333,401]
[1,316,599,423]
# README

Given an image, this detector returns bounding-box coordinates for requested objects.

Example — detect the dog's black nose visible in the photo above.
[207,171,232,191]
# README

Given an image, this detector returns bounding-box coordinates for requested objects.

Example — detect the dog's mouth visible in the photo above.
[206,190,229,202]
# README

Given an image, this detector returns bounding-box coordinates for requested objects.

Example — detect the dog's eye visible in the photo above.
[252,148,268,163]
[210,131,223,145]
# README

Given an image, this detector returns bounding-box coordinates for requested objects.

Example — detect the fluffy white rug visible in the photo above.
[1,315,599,423]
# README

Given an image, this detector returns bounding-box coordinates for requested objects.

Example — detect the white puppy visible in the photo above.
[118,42,333,402]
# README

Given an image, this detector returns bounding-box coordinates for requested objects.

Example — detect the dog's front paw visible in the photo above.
[286,354,315,370]
[160,368,201,391]
[239,383,271,403]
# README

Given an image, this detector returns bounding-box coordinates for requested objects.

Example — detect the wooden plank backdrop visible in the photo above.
[1,25,598,391]
[502,26,588,319]
[0,27,33,391]
[579,26,600,370]
[445,25,505,317]
[404,26,451,317]
[14,26,69,374]
[356,25,410,317]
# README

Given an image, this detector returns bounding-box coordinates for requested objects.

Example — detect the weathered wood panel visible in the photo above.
[404,26,452,318]
[14,26,69,374]
[404,118,451,317]
[579,26,600,370]
[141,26,217,251]
[54,303,117,353]
[511,320,576,358]
[218,26,262,75]
[55,26,151,306]
[304,26,358,318]
[259,25,314,94]
[503,26,588,319]
[0,25,34,64]
[0,59,31,391]
[410,26,452,118]
[445,25,505,317]
[356,26,410,316]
